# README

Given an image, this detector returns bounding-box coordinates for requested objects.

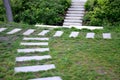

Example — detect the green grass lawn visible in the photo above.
[0,22,120,80]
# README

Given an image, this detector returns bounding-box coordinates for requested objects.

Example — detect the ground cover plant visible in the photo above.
[0,22,120,80]
[0,0,71,25]
[83,0,120,26]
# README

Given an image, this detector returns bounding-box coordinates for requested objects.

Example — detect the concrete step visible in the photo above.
[65,16,83,20]
[67,11,84,14]
[72,0,87,3]
[29,76,62,80]
[71,3,85,6]
[64,19,82,23]
[68,8,85,11]
[66,14,84,17]
[63,22,82,26]
[70,6,84,8]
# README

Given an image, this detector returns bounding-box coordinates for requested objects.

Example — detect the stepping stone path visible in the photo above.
[23,29,35,35]
[0,28,7,32]
[69,32,79,38]
[0,27,112,39]
[15,34,62,79]
[7,28,21,34]
[53,31,64,37]
[63,0,87,26]
[86,33,95,39]
[103,33,111,39]
[38,30,49,36]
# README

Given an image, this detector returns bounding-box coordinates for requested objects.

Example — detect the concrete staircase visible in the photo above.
[63,0,87,26]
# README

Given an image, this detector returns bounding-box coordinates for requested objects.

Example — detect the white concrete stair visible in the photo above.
[15,64,55,73]
[63,0,87,26]
[7,28,22,34]
[23,29,35,35]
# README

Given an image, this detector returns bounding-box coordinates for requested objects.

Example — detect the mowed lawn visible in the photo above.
[0,23,120,80]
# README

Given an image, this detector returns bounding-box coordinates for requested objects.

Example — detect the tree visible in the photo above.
[3,0,13,22]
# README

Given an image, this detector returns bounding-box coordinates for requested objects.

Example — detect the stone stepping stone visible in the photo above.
[23,29,35,35]
[15,64,55,73]
[20,42,48,46]
[86,33,95,39]
[103,33,111,39]
[6,28,22,34]
[69,32,79,38]
[38,30,49,36]
[0,28,7,32]
[29,76,62,80]
[53,31,64,37]
[23,37,49,41]
[16,55,51,62]
[17,48,49,53]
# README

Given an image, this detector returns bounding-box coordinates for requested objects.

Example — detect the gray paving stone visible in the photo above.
[20,42,48,46]
[23,37,49,41]
[38,30,49,36]
[103,33,111,39]
[15,64,55,73]
[69,32,79,38]
[29,76,62,80]
[23,29,35,35]
[86,33,95,39]
[0,28,7,32]
[17,48,49,53]
[53,31,64,37]
[16,55,51,62]
[7,28,22,34]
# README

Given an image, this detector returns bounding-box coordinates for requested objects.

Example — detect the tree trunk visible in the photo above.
[3,0,13,22]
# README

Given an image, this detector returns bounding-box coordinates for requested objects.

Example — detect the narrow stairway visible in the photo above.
[63,0,87,26]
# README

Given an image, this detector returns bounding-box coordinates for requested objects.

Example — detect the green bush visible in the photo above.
[84,0,120,26]
[0,0,70,25]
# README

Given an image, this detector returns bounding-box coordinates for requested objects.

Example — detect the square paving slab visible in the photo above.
[53,31,64,37]
[103,33,111,39]
[7,28,22,34]
[0,28,7,32]
[86,33,95,38]
[23,29,35,35]
[69,32,79,38]
[38,30,49,36]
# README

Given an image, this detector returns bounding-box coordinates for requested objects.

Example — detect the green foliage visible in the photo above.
[84,0,120,26]
[0,0,70,25]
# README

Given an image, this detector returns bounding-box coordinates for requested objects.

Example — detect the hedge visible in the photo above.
[83,0,120,26]
[0,0,71,25]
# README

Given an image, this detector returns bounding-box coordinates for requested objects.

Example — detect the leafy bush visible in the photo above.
[83,0,120,26]
[0,0,70,25]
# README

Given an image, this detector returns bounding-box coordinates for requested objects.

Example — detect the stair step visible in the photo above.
[65,17,83,20]
[70,6,84,8]
[66,14,84,17]
[68,8,85,11]
[71,3,85,6]
[67,11,84,14]
[64,20,82,23]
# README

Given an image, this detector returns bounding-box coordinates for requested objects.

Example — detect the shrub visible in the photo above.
[0,0,71,25]
[84,0,120,26]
